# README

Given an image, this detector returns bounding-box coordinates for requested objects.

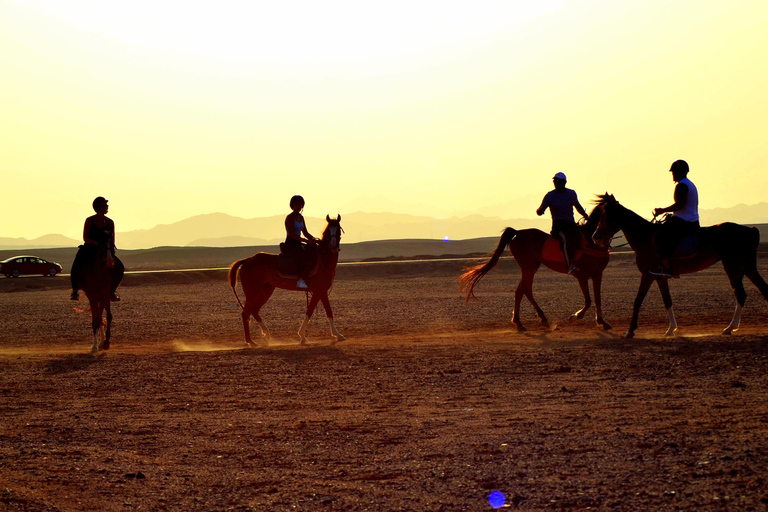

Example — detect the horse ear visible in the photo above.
[326,214,331,222]
[336,214,341,222]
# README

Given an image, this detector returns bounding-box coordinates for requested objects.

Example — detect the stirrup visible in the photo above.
[297,279,308,289]
[649,266,675,278]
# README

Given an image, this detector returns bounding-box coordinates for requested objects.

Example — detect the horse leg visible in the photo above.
[243,286,274,345]
[298,293,321,345]
[512,279,527,332]
[569,275,592,322]
[91,301,103,353]
[655,277,678,337]
[625,273,655,339]
[722,261,748,335]
[318,293,345,341]
[522,268,549,328]
[102,302,112,350]
[592,273,612,330]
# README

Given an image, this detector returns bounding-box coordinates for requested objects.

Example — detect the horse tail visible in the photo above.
[460,227,517,303]
[228,258,246,309]
[744,227,768,301]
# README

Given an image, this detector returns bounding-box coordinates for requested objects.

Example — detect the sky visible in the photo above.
[2,0,767,240]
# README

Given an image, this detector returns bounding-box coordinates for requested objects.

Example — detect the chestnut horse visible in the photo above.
[80,243,113,353]
[229,215,345,345]
[592,194,768,338]
[460,199,612,331]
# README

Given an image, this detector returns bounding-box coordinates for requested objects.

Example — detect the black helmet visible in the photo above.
[290,195,305,209]
[92,196,108,212]
[669,160,689,176]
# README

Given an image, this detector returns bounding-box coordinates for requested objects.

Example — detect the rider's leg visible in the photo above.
[70,246,87,299]
[110,255,125,301]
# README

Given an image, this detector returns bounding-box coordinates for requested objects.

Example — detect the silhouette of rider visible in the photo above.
[652,160,700,277]
[283,195,318,290]
[70,197,125,301]
[537,172,588,274]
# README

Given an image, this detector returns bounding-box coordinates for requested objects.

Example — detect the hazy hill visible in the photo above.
[0,234,79,250]
[4,202,768,251]
[113,212,552,249]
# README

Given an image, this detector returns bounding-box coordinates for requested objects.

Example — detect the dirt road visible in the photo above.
[2,259,768,511]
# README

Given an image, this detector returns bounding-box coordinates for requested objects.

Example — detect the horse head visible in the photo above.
[322,214,343,253]
[592,193,620,248]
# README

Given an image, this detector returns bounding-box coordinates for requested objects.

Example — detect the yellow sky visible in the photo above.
[2,0,767,240]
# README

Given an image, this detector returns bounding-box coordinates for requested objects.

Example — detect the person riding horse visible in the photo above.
[70,196,125,301]
[283,195,319,290]
[652,160,700,277]
[536,172,588,274]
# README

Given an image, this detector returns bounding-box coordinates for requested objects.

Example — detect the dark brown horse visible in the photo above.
[80,243,113,353]
[460,200,612,331]
[592,194,768,338]
[229,215,345,345]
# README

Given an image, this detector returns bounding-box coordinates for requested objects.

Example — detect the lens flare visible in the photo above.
[488,490,506,508]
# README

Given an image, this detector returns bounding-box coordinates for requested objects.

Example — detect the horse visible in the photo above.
[460,199,612,331]
[228,215,346,345]
[592,193,768,338]
[79,243,114,353]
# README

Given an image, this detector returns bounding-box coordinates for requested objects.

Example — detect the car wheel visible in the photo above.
[10,269,20,278]
[48,268,58,277]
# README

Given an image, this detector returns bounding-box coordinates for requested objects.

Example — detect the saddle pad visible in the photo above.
[540,235,608,263]
[673,235,699,259]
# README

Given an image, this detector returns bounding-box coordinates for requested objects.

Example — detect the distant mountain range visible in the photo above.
[3,202,768,250]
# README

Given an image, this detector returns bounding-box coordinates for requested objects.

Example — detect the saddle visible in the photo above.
[665,234,700,259]
[541,233,608,263]
[277,243,319,279]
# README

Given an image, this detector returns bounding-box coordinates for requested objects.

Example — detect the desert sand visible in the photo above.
[2,256,768,511]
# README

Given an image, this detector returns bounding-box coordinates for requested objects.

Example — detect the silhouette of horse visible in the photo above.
[460,199,612,331]
[229,215,345,345]
[80,243,113,353]
[592,193,768,338]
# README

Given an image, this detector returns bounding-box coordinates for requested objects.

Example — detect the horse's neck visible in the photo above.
[617,205,655,248]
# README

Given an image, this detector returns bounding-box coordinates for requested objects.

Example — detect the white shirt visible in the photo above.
[673,177,699,222]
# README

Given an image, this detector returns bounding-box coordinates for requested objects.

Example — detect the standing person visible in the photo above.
[70,196,125,301]
[284,195,318,289]
[652,159,700,277]
[536,172,588,274]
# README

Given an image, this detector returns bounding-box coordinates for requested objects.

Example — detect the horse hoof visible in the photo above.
[91,346,98,354]
[334,334,346,342]
[622,331,634,339]
[601,322,613,331]
[721,329,733,336]
[515,324,527,333]
[540,320,550,328]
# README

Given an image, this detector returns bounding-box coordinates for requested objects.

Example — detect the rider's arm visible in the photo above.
[574,198,588,219]
[654,183,689,216]
[301,224,316,242]
[109,218,116,250]
[536,196,549,216]
[83,217,96,244]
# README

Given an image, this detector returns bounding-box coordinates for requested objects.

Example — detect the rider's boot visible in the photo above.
[297,278,308,289]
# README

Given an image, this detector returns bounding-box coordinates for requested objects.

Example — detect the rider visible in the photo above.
[284,195,318,289]
[652,159,700,277]
[70,196,125,301]
[537,172,588,274]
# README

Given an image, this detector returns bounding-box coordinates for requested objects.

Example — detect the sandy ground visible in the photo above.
[2,257,768,511]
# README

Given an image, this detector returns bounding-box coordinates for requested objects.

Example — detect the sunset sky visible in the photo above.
[2,0,767,240]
